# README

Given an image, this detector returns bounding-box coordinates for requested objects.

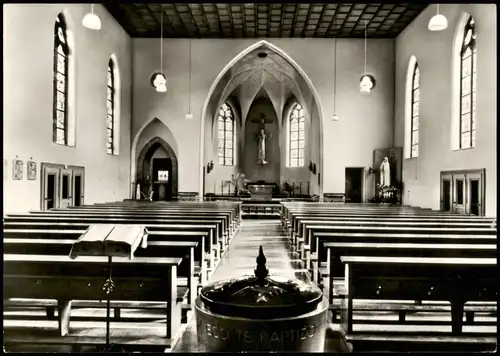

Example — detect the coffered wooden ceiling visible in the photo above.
[103,3,429,39]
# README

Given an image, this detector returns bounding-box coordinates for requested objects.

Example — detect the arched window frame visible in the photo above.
[287,102,305,167]
[459,16,477,149]
[107,58,115,155]
[53,13,70,145]
[410,63,420,158]
[217,103,235,166]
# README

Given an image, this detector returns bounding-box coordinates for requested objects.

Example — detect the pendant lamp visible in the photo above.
[428,4,448,31]
[151,8,167,93]
[185,40,194,119]
[359,19,376,93]
[82,4,102,30]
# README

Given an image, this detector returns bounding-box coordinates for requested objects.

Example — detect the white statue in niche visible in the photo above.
[379,157,391,187]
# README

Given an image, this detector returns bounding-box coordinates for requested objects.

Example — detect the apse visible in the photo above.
[203,42,323,197]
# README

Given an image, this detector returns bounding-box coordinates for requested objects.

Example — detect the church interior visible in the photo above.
[3,3,497,353]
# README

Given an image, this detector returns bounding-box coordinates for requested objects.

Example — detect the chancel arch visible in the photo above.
[201,40,324,198]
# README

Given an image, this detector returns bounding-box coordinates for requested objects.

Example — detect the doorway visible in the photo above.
[345,167,364,203]
[136,137,178,201]
[152,158,172,201]
[41,164,85,210]
[440,169,485,215]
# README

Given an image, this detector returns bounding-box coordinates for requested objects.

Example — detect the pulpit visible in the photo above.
[69,224,149,351]
[247,182,276,200]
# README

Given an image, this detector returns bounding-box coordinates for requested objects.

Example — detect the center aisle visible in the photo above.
[172,219,309,352]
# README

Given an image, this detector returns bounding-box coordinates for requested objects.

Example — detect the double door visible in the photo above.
[440,169,484,216]
[41,163,85,210]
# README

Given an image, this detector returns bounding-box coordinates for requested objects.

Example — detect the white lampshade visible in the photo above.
[156,84,167,93]
[332,114,339,121]
[82,5,101,31]
[185,112,194,120]
[428,14,448,31]
[360,74,375,93]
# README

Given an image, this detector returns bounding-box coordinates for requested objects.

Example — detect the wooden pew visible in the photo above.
[339,256,497,351]
[321,242,497,305]
[3,229,211,284]
[303,224,496,265]
[29,210,236,240]
[289,214,494,242]
[3,238,199,308]
[3,254,184,347]
[311,231,497,283]
[3,221,220,269]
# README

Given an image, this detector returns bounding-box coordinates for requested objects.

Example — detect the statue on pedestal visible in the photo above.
[257,128,268,165]
[252,113,273,165]
[379,157,391,187]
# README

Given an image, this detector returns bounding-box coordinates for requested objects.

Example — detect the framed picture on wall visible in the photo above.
[13,159,23,180]
[27,160,37,180]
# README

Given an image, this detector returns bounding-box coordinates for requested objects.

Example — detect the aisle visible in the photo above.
[172,220,309,352]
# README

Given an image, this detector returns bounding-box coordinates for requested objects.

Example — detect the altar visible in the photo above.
[247,182,276,200]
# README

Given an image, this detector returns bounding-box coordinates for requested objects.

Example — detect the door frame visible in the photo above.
[440,169,485,216]
[440,173,453,212]
[68,165,85,206]
[345,167,366,203]
[40,163,65,210]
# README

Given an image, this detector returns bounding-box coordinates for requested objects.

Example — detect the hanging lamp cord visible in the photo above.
[160,9,163,73]
[437,4,440,15]
[333,8,337,111]
[188,40,192,112]
[364,19,367,75]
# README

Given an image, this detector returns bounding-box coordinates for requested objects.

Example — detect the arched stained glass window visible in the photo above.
[289,103,305,167]
[217,103,235,166]
[53,13,69,145]
[460,16,477,149]
[107,59,115,154]
[410,63,419,158]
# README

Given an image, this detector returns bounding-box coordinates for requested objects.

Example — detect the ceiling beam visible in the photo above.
[313,4,328,38]
[240,4,247,38]
[291,4,300,37]
[301,4,312,38]
[338,4,354,37]
[349,4,369,37]
[186,4,202,38]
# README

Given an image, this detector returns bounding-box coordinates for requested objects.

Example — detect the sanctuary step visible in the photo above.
[241,201,281,219]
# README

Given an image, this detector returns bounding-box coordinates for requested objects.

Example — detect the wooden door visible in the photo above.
[467,172,483,216]
[440,173,453,212]
[59,168,73,208]
[453,174,466,214]
[41,164,62,210]
[70,166,85,207]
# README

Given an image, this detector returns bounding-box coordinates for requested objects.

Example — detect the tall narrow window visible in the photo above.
[459,16,477,149]
[289,103,305,167]
[53,14,69,145]
[217,103,235,166]
[410,64,420,158]
[107,59,115,154]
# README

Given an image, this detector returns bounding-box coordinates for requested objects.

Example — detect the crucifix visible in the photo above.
[252,113,273,165]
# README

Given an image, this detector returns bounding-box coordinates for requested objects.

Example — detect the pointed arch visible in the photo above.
[130,117,179,197]
[199,40,324,199]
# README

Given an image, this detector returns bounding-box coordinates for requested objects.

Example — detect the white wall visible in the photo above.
[394,4,497,216]
[132,38,395,197]
[3,4,132,213]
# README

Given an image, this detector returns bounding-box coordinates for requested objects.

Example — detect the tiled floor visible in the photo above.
[172,219,312,352]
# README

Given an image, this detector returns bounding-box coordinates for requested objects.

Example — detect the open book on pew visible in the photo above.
[69,224,149,259]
